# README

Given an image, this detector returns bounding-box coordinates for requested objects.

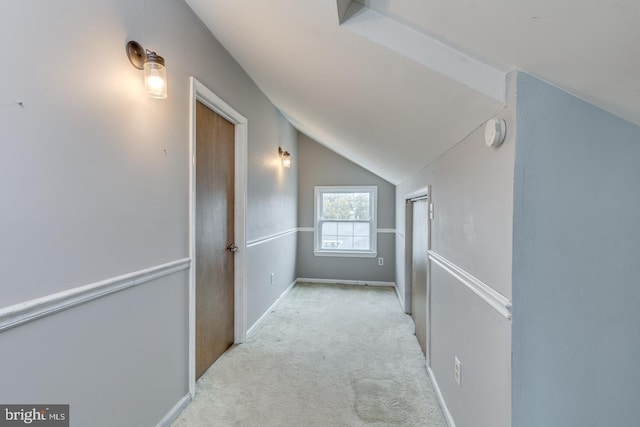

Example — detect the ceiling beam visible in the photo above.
[340,2,507,103]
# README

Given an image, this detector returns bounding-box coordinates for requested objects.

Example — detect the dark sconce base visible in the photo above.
[126,41,146,70]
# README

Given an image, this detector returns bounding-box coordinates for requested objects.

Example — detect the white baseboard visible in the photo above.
[427,366,456,427]
[297,278,395,287]
[247,280,297,338]
[156,393,191,427]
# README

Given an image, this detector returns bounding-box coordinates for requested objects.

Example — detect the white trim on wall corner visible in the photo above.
[377,228,396,234]
[428,366,457,427]
[0,258,191,333]
[247,279,297,338]
[246,228,298,248]
[394,283,405,311]
[428,250,512,319]
[156,393,191,427]
[298,227,314,232]
[297,278,395,287]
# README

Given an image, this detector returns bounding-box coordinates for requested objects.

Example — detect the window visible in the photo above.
[314,186,377,257]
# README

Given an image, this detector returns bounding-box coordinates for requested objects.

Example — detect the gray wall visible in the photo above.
[247,231,298,328]
[0,0,297,425]
[246,117,298,329]
[297,132,395,282]
[395,73,516,427]
[512,73,640,426]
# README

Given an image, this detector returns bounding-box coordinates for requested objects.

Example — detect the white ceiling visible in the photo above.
[185,0,640,184]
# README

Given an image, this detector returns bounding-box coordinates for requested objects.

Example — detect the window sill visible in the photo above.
[313,250,377,258]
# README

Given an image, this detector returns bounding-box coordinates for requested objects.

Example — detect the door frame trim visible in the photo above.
[188,77,248,397]
[403,187,429,312]
[404,186,431,365]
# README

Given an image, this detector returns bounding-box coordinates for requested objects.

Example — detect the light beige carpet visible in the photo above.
[173,283,447,427]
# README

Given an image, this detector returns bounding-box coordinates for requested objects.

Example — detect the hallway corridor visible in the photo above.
[173,283,446,426]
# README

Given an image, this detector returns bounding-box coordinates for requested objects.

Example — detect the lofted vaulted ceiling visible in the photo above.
[185,0,640,184]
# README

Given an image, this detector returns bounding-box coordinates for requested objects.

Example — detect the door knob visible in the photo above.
[227,243,239,253]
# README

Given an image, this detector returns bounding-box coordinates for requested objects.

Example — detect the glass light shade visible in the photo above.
[282,152,291,168]
[144,61,167,99]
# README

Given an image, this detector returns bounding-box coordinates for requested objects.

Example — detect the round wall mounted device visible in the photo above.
[484,118,507,147]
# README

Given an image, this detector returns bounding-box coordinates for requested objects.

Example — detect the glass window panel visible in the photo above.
[321,193,336,219]
[352,193,370,220]
[316,187,376,254]
[322,237,341,249]
[322,222,338,235]
[353,237,370,250]
[338,236,354,250]
[353,222,370,236]
[337,222,354,236]
[323,193,360,220]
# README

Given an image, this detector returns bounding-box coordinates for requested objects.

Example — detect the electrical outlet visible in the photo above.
[270,273,275,285]
[454,356,461,386]
[378,257,384,266]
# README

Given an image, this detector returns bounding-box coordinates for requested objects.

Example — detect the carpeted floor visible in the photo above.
[172,282,447,427]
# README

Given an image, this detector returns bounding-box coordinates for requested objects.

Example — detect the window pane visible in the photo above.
[320,221,372,251]
[336,222,354,250]
[322,193,350,219]
[322,192,370,220]
[337,222,354,235]
[338,236,354,249]
[322,222,337,235]
[353,237,370,250]
[322,238,341,249]
[353,222,370,237]
[321,221,340,249]
[353,193,370,220]
[316,187,375,254]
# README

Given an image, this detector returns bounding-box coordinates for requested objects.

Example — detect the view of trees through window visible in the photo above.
[320,192,371,250]
[321,192,370,220]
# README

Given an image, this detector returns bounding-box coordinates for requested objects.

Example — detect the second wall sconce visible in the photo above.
[278,147,291,168]
[126,40,168,99]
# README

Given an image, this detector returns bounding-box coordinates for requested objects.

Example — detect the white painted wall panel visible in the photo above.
[0,0,298,423]
[395,72,516,427]
[430,266,511,427]
[0,272,189,427]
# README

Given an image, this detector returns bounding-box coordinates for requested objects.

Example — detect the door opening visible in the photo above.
[411,198,429,358]
[189,77,248,396]
[195,101,235,379]
[404,187,431,364]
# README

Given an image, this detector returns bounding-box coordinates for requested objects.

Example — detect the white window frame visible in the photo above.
[314,186,378,258]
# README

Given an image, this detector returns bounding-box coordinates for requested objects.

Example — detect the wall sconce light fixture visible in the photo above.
[126,41,168,99]
[278,147,291,168]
